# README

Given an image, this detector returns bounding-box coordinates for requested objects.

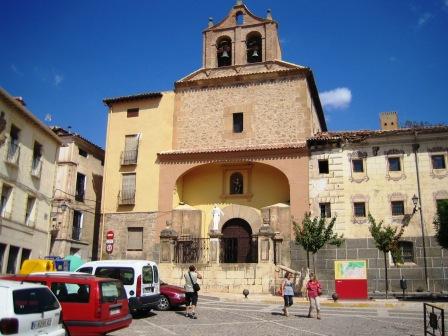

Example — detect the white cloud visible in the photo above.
[319,87,352,110]
[53,74,63,86]
[11,64,23,76]
[417,12,432,27]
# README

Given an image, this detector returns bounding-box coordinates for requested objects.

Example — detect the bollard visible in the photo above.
[400,275,407,299]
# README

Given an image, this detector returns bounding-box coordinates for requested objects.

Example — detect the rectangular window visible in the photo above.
[127,108,139,118]
[122,134,139,165]
[0,184,12,217]
[20,248,31,271]
[51,282,90,303]
[398,241,414,263]
[78,148,88,157]
[7,245,19,274]
[25,195,36,226]
[7,125,21,164]
[120,173,136,204]
[10,125,20,143]
[388,157,401,171]
[354,202,366,217]
[391,201,405,216]
[352,159,364,173]
[437,199,448,212]
[0,243,6,273]
[233,113,244,133]
[432,155,446,169]
[127,227,143,251]
[318,160,329,174]
[76,172,86,202]
[72,210,83,240]
[319,202,331,218]
[95,267,134,286]
[31,142,43,177]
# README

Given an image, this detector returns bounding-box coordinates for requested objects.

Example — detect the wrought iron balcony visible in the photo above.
[30,158,42,178]
[118,189,135,205]
[72,226,82,240]
[5,141,20,165]
[121,149,138,165]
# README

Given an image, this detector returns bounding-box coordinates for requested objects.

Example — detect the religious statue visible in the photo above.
[230,173,243,194]
[211,204,224,231]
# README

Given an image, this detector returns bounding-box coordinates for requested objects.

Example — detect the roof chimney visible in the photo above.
[14,97,26,106]
[380,112,398,130]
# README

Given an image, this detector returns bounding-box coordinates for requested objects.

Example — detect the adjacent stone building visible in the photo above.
[49,127,104,261]
[100,2,448,294]
[0,87,61,274]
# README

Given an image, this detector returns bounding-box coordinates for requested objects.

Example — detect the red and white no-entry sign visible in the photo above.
[105,230,114,254]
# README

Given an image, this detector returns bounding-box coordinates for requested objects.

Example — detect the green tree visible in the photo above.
[368,213,406,299]
[293,213,344,274]
[434,200,448,250]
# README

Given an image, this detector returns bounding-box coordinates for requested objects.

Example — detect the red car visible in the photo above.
[157,280,187,311]
[2,272,132,336]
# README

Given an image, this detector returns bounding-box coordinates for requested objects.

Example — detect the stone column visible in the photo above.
[159,221,178,263]
[209,230,223,264]
[258,219,275,263]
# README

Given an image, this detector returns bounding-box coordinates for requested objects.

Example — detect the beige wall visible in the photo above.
[102,92,175,213]
[174,77,311,150]
[309,134,448,239]
[0,95,59,269]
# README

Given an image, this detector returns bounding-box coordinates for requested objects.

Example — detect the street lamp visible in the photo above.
[412,194,429,292]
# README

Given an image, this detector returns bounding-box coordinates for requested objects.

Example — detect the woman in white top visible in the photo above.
[184,265,202,319]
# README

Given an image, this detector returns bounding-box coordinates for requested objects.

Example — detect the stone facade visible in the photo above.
[49,127,104,261]
[307,128,448,293]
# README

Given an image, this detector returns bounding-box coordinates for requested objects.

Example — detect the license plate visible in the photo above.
[110,308,121,316]
[32,318,52,329]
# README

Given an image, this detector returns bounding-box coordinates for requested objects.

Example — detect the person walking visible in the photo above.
[184,265,202,319]
[281,272,294,316]
[306,273,322,319]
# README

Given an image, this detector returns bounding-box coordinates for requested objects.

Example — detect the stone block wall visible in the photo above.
[291,237,448,295]
[102,212,158,260]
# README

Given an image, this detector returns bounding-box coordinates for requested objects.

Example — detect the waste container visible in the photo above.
[55,259,70,271]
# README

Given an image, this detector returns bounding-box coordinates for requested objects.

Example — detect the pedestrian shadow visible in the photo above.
[295,314,311,318]
[132,311,157,319]
[175,311,189,318]
[271,312,284,316]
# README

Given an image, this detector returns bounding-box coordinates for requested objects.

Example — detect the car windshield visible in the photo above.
[100,281,127,303]
[13,288,59,314]
[95,267,134,285]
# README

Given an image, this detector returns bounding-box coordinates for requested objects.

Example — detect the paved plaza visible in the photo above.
[110,295,429,336]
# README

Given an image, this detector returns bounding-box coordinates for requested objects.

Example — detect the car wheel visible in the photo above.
[157,295,171,311]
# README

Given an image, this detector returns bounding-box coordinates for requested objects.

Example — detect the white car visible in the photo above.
[0,279,66,335]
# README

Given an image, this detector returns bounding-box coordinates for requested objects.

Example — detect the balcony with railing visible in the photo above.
[30,157,43,178]
[121,149,138,165]
[72,226,82,240]
[118,189,136,205]
[5,141,20,166]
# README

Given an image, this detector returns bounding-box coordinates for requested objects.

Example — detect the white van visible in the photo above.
[76,260,160,314]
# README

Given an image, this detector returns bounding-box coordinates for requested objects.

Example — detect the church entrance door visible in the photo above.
[221,218,257,263]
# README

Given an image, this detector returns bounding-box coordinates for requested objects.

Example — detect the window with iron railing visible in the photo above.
[72,210,83,240]
[121,135,139,165]
[5,140,20,165]
[31,157,43,178]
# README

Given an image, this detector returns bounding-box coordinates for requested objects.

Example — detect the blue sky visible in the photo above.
[1,0,447,147]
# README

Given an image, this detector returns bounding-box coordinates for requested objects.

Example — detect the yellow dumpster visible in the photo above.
[19,259,55,274]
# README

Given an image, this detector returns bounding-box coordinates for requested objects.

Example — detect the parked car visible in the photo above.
[157,280,186,311]
[76,260,160,315]
[1,272,132,336]
[0,279,66,336]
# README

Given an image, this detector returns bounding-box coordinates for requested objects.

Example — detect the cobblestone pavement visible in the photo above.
[110,296,427,336]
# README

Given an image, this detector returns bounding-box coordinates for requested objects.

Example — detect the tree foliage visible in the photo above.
[294,213,344,269]
[368,213,405,262]
[434,200,448,250]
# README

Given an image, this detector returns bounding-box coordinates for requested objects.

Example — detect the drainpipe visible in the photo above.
[412,142,429,292]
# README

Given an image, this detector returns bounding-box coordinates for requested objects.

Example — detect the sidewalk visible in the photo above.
[200,291,448,310]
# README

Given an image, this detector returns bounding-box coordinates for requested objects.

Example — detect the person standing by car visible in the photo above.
[281,272,294,316]
[184,265,202,319]
[307,273,322,319]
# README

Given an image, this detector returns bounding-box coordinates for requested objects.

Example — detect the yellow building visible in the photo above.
[0,87,60,274]
[101,3,324,292]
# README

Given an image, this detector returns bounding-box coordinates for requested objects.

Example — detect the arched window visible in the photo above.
[235,11,244,25]
[230,172,243,194]
[216,36,232,67]
[246,32,262,63]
